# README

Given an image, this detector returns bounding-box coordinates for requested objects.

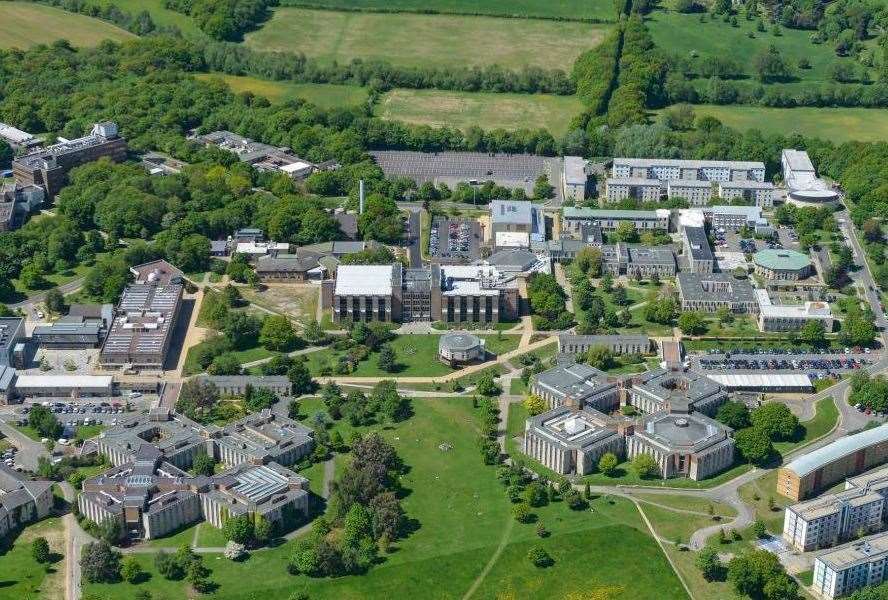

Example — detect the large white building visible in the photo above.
[782,149,840,206]
[813,532,888,599]
[563,156,588,201]
[612,157,765,182]
[756,289,834,332]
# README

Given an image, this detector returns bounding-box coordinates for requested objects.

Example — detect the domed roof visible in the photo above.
[438,331,483,352]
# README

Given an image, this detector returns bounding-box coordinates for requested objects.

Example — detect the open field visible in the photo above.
[245,8,608,70]
[307,333,521,377]
[86,0,204,36]
[280,0,617,21]
[196,73,369,109]
[0,3,134,49]
[0,517,65,600]
[377,89,583,136]
[658,104,888,143]
[85,397,686,599]
[648,9,873,88]
[739,470,793,533]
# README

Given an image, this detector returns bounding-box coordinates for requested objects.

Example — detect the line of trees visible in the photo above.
[165,0,277,41]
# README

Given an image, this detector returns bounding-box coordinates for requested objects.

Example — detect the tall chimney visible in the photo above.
[359,179,365,215]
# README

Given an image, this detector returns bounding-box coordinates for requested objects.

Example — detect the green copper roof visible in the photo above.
[753,248,811,271]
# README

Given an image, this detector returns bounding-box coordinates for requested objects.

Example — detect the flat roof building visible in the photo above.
[193,131,316,179]
[605,178,661,203]
[557,334,650,357]
[198,375,292,398]
[754,249,814,281]
[530,362,621,412]
[779,424,888,501]
[813,532,888,599]
[332,264,400,323]
[667,180,713,206]
[706,373,813,392]
[32,321,103,349]
[489,200,544,242]
[676,272,759,314]
[563,156,588,201]
[612,157,765,183]
[718,180,775,207]
[627,368,728,416]
[562,207,670,234]
[682,225,715,274]
[13,122,127,197]
[601,243,677,278]
[782,149,839,206]
[756,289,833,332]
[524,405,625,475]
[0,318,24,367]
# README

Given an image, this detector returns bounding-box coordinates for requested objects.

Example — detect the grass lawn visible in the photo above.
[739,470,793,533]
[581,460,754,489]
[659,104,888,144]
[0,2,133,49]
[10,259,98,299]
[647,9,874,90]
[308,334,520,378]
[509,378,527,395]
[182,340,279,376]
[506,402,528,459]
[74,424,105,444]
[0,517,65,600]
[395,364,507,392]
[280,0,617,21]
[642,503,723,544]
[245,8,608,71]
[145,522,200,548]
[507,343,557,369]
[634,493,737,518]
[195,522,229,548]
[773,396,838,456]
[377,89,584,137]
[196,73,369,109]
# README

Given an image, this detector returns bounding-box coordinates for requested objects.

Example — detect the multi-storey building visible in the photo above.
[13,122,127,197]
[676,272,760,314]
[667,180,713,206]
[193,131,316,179]
[0,464,53,540]
[813,533,888,599]
[682,225,715,274]
[601,243,677,278]
[490,200,544,242]
[563,156,588,201]
[718,180,775,207]
[604,178,661,203]
[0,182,44,231]
[702,205,772,233]
[529,362,621,411]
[557,334,650,357]
[331,264,401,323]
[611,158,765,183]
[756,289,834,332]
[524,406,626,475]
[562,208,670,233]
[627,368,728,416]
[0,318,24,367]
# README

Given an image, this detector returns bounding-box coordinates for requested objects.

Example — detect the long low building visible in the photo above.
[757,290,834,333]
[706,373,813,393]
[562,208,670,234]
[778,424,888,501]
[13,375,113,399]
[601,243,677,278]
[677,272,759,314]
[612,157,765,183]
[529,362,621,411]
[198,375,292,398]
[558,334,651,356]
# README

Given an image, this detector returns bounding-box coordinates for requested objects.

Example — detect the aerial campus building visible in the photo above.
[666,180,713,205]
[756,289,834,333]
[192,131,318,179]
[778,424,888,501]
[753,249,814,281]
[604,178,661,203]
[437,332,486,366]
[524,363,734,480]
[489,200,545,243]
[813,532,888,600]
[600,243,677,278]
[12,122,127,198]
[0,464,53,540]
[676,272,760,314]
[99,260,184,371]
[702,205,773,234]
[0,317,25,367]
[557,334,651,357]
[681,225,715,274]
[782,149,840,207]
[561,208,670,234]
[783,465,888,553]
[562,156,588,201]
[718,180,775,207]
[611,157,766,184]
[0,182,44,232]
[81,410,314,540]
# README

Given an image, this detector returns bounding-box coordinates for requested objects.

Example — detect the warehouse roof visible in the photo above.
[785,424,888,478]
[14,375,113,388]
[754,249,811,272]
[334,264,395,296]
[707,373,812,390]
[783,149,816,173]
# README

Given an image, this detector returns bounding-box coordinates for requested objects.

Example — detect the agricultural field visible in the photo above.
[658,104,888,143]
[245,8,608,70]
[84,397,686,599]
[648,9,873,88]
[377,89,583,136]
[196,73,369,109]
[88,0,204,36]
[0,2,133,49]
[279,0,617,21]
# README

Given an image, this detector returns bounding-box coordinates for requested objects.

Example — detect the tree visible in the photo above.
[31,537,51,564]
[716,306,735,324]
[476,373,501,397]
[527,546,554,568]
[223,514,255,545]
[512,502,533,523]
[750,402,799,441]
[533,174,554,200]
[121,555,144,584]
[524,482,548,507]
[288,360,314,395]
[613,221,639,243]
[735,427,774,465]
[28,405,62,440]
[524,394,548,416]
[155,551,185,580]
[799,320,826,345]
[728,549,797,600]
[752,519,767,539]
[254,514,273,544]
[716,401,751,430]
[191,452,216,477]
[259,315,298,351]
[224,311,261,350]
[754,44,792,82]
[841,313,877,347]
[586,345,615,370]
[631,453,659,479]
[678,312,708,335]
[208,352,242,375]
[81,541,121,583]
[377,345,397,373]
[695,545,722,581]
[598,452,619,476]
[575,247,603,276]
[44,288,67,315]
[176,379,219,420]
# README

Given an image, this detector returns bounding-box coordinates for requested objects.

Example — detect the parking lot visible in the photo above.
[696,350,873,377]
[25,347,100,376]
[429,218,481,263]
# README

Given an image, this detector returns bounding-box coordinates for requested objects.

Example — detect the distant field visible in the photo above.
[377,89,583,136]
[0,3,134,49]
[88,0,204,36]
[659,104,888,143]
[195,73,369,108]
[648,9,873,86]
[278,0,617,21]
[245,8,607,70]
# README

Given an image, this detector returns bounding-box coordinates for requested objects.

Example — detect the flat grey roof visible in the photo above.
[439,332,483,352]
[563,208,666,220]
[606,177,661,187]
[782,149,815,173]
[491,200,533,225]
[558,334,649,347]
[637,410,731,452]
[614,157,765,170]
[683,226,713,261]
[667,180,713,188]
[676,272,758,304]
[563,156,586,185]
[719,180,774,190]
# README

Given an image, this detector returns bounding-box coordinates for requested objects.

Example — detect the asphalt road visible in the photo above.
[838,210,888,339]
[8,277,86,311]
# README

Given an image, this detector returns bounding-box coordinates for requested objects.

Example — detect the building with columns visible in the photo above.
[331,264,401,323]
[627,368,728,416]
[529,362,621,411]
[523,406,626,475]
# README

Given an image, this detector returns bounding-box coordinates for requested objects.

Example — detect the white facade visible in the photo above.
[667,180,713,206]
[813,534,888,600]
[718,181,775,207]
[612,158,765,184]
[605,178,661,203]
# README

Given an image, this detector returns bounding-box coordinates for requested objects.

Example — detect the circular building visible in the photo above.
[438,331,485,366]
[753,249,813,281]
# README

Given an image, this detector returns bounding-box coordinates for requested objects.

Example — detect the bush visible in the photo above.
[527,546,554,568]
[512,502,534,523]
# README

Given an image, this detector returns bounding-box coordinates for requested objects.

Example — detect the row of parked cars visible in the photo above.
[23,401,129,415]
[430,220,471,257]
[704,347,872,356]
[2,446,18,469]
[700,356,870,372]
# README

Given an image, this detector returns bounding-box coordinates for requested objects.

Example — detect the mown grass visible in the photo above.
[245,8,609,70]
[279,0,617,21]
[659,104,888,144]
[196,73,369,109]
[377,89,585,136]
[0,2,134,49]
[0,517,65,600]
